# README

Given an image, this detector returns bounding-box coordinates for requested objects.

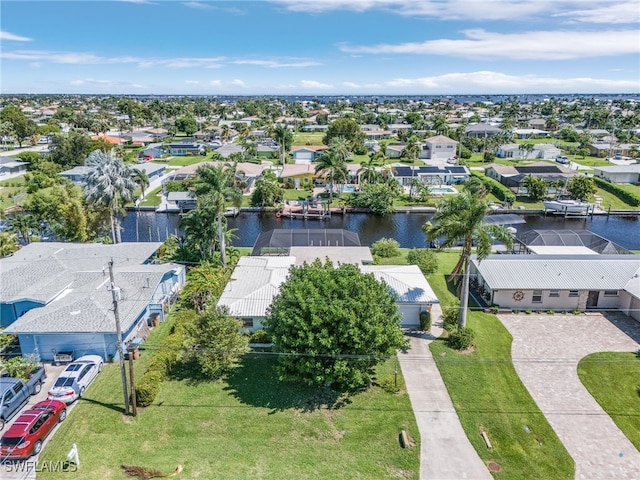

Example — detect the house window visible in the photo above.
[532,290,543,303]
[603,290,618,297]
[568,290,579,297]
[549,290,560,297]
[241,318,254,328]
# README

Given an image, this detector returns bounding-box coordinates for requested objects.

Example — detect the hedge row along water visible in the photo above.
[593,177,640,207]
[470,171,516,205]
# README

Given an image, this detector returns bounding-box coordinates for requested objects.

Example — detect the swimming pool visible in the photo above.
[342,185,357,193]
[429,186,458,194]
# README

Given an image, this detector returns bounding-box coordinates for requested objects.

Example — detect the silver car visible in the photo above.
[47,355,103,404]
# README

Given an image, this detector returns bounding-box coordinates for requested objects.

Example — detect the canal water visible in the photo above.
[120,211,640,250]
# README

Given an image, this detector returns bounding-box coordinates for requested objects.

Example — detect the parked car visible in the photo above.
[47,355,103,404]
[0,400,66,460]
[556,155,569,164]
[0,366,47,430]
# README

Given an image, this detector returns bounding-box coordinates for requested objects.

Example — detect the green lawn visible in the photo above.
[138,186,163,207]
[577,352,640,450]
[41,319,419,479]
[426,251,574,479]
[293,132,325,145]
[0,177,27,210]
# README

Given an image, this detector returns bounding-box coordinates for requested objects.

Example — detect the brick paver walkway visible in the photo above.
[499,312,640,480]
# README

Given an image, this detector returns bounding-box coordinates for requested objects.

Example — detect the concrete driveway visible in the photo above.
[499,312,640,480]
[1,363,67,480]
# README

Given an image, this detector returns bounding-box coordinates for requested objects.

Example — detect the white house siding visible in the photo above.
[620,293,640,321]
[594,171,638,184]
[492,289,625,311]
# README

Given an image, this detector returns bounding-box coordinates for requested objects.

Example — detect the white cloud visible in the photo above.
[209,80,222,87]
[341,29,640,60]
[185,80,201,84]
[384,71,639,93]
[271,0,623,21]
[301,80,333,89]
[70,78,145,89]
[343,82,361,88]
[556,1,640,24]
[0,30,33,42]
[233,59,322,68]
[231,79,246,87]
[183,2,213,10]
[1,50,225,68]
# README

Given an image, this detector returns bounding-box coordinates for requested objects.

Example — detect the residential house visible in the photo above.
[593,164,640,184]
[484,162,575,189]
[588,142,638,158]
[217,251,438,330]
[138,146,165,161]
[495,143,561,160]
[133,162,166,181]
[291,146,327,164]
[168,141,205,156]
[280,163,316,185]
[469,254,640,321]
[464,123,502,138]
[392,165,470,186]
[215,143,245,158]
[0,156,28,176]
[385,144,407,158]
[59,166,91,184]
[512,128,550,139]
[421,135,458,160]
[166,192,197,211]
[0,243,186,360]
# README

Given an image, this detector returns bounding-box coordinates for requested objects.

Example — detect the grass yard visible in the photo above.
[293,132,325,145]
[40,320,419,479]
[138,186,163,207]
[0,177,26,210]
[426,251,574,479]
[577,352,640,451]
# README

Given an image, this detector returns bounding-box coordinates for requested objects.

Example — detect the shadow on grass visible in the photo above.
[79,395,127,414]
[222,354,352,413]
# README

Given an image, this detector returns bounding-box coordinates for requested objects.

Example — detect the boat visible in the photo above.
[543,199,592,215]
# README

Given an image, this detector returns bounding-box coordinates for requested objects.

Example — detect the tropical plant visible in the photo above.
[315,151,347,204]
[523,174,548,201]
[0,231,18,257]
[422,192,513,328]
[9,214,39,244]
[357,155,380,184]
[566,176,597,202]
[371,238,400,258]
[264,260,407,391]
[83,149,137,244]
[132,168,150,200]
[272,123,293,165]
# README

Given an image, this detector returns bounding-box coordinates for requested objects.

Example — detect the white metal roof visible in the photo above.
[526,246,598,255]
[359,265,439,304]
[473,255,640,291]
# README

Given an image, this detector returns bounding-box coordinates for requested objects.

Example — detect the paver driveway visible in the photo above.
[499,312,640,480]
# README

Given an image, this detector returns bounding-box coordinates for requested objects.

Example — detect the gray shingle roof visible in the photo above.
[473,255,640,291]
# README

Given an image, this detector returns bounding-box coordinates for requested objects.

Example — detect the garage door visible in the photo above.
[398,305,421,328]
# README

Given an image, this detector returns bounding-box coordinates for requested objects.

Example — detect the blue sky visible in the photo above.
[1,0,639,95]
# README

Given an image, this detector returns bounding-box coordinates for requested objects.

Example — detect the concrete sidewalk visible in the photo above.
[398,304,492,480]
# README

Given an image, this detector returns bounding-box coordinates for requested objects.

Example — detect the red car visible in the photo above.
[0,400,67,460]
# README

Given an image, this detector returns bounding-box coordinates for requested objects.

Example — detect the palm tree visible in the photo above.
[191,163,237,266]
[402,136,421,198]
[314,151,347,204]
[423,192,513,328]
[0,231,18,257]
[83,149,137,244]
[272,123,293,165]
[132,168,150,200]
[357,155,380,184]
[431,115,449,136]
[9,214,38,244]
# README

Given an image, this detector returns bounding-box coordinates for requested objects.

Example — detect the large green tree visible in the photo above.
[264,260,407,391]
[423,192,513,328]
[566,175,597,201]
[49,132,92,168]
[175,116,198,136]
[523,174,548,201]
[83,149,137,243]
[0,106,36,148]
[322,117,365,151]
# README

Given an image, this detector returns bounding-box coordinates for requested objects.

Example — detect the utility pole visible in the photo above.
[108,259,130,415]
[127,346,138,417]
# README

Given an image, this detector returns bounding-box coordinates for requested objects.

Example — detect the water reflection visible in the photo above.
[120,210,640,250]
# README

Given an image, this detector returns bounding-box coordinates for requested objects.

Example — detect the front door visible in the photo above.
[586,290,599,308]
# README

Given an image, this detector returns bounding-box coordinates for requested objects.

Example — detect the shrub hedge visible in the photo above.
[470,171,516,204]
[593,177,640,207]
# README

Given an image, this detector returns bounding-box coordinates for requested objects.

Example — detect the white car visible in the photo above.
[47,355,103,404]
